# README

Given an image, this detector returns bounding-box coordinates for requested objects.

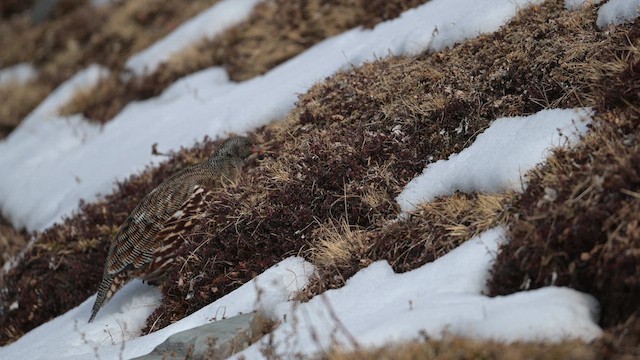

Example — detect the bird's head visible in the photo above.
[210,136,254,166]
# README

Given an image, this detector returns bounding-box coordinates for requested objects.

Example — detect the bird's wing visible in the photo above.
[146,185,214,279]
[106,185,211,275]
[106,205,164,275]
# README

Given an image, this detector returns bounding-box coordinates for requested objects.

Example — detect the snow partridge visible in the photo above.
[89,136,253,322]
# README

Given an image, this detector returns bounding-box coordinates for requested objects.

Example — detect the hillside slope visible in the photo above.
[0,0,639,358]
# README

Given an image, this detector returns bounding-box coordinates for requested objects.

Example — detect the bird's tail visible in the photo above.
[89,271,127,322]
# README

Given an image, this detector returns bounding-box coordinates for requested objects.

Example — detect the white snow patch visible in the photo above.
[396,108,591,214]
[597,0,640,27]
[125,0,261,76]
[0,257,314,360]
[0,63,37,86]
[232,228,602,359]
[26,64,109,122]
[426,0,544,52]
[0,65,109,229]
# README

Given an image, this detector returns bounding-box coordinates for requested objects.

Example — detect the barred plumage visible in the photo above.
[89,136,253,322]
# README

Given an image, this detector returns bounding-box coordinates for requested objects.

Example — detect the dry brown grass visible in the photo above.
[0,16,31,61]
[308,192,514,293]
[0,81,51,138]
[312,219,372,271]
[189,0,429,82]
[0,0,219,73]
[326,314,640,359]
[323,336,597,360]
[417,192,512,244]
[0,215,28,271]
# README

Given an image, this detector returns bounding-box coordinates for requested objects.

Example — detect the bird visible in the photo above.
[89,136,254,322]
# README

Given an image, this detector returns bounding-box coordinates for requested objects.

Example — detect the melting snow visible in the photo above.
[0,257,313,360]
[0,63,37,86]
[597,0,640,27]
[396,108,591,214]
[125,0,262,76]
[232,228,601,359]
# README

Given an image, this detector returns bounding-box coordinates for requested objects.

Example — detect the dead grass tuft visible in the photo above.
[369,192,512,273]
[0,215,28,272]
[323,336,597,360]
[0,81,51,138]
[312,219,372,271]
[306,192,514,294]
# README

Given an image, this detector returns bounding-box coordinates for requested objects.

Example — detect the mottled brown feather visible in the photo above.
[89,136,252,322]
